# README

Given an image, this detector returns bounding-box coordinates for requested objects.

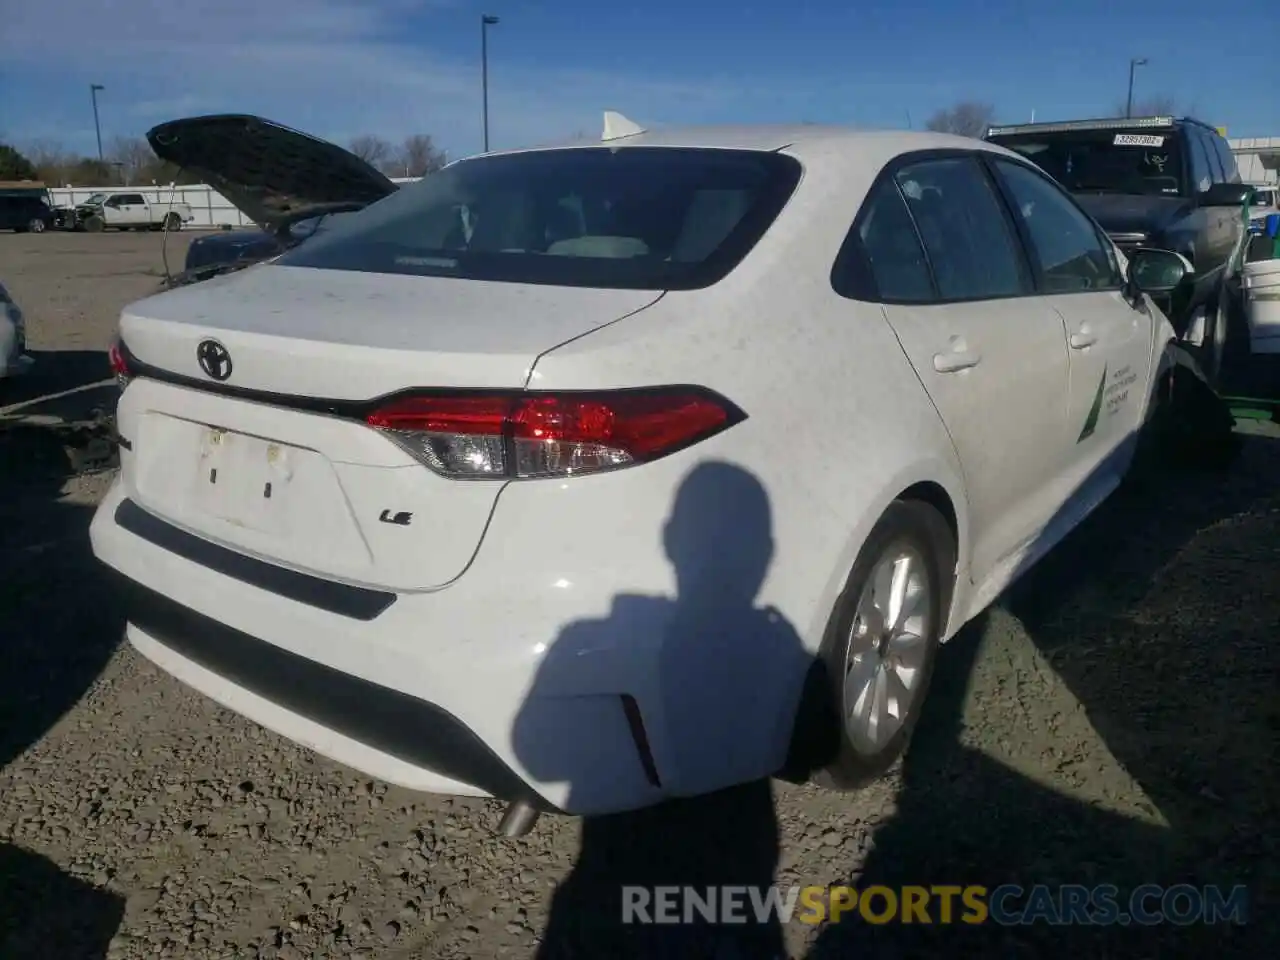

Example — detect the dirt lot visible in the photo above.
[2,232,1277,959]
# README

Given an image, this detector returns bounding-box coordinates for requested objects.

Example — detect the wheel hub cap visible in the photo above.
[842,545,932,753]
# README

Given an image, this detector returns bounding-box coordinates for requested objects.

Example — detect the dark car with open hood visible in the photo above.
[146,114,400,286]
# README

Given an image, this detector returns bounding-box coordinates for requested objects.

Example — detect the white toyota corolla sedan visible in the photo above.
[91,115,1191,831]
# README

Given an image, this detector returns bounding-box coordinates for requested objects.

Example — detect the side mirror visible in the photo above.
[1125,247,1193,297]
[1198,182,1252,207]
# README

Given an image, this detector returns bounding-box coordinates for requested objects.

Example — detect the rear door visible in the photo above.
[1187,128,1234,271]
[848,153,1072,580]
[986,155,1153,483]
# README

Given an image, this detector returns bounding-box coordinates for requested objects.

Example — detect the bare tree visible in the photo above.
[924,101,998,139]
[388,134,447,178]
[65,158,115,187]
[348,134,393,167]
[107,135,158,185]
[22,139,76,185]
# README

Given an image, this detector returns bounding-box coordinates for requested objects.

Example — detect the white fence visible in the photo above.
[45,178,421,230]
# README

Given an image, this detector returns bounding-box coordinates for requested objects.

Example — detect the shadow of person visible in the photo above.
[514,461,828,959]
[0,349,116,412]
[803,610,1196,959]
[0,845,126,960]
[1,383,127,959]
[805,435,1272,958]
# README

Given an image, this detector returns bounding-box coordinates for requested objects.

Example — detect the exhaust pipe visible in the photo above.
[497,800,540,837]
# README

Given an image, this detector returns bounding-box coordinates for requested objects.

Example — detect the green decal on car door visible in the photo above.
[1077,364,1107,442]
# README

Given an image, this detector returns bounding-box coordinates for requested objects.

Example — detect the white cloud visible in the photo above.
[0,0,753,157]
[2,0,966,159]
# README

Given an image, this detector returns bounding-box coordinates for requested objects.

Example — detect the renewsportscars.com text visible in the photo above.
[622,883,1248,926]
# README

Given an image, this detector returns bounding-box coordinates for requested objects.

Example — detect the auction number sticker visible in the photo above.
[1114,134,1165,147]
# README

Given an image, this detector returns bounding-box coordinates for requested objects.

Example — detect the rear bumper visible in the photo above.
[91,450,815,815]
[108,567,557,810]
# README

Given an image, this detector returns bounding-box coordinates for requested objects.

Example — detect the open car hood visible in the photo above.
[146,114,397,228]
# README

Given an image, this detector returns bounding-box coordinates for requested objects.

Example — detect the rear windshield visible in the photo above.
[275,147,802,290]
[987,129,1185,197]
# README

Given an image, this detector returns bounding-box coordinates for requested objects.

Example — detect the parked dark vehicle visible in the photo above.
[146,114,399,286]
[0,187,55,233]
[985,117,1250,312]
[985,118,1246,265]
[181,202,368,284]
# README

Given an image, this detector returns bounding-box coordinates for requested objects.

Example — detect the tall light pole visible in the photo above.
[1125,58,1147,118]
[481,14,499,152]
[90,84,105,161]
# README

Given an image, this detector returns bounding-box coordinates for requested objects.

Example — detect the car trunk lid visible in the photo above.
[116,265,663,590]
[146,113,398,229]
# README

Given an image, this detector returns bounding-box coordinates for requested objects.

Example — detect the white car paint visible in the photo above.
[88,192,195,229]
[90,125,1176,817]
[1,280,33,379]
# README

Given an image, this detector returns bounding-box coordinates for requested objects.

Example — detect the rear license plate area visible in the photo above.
[193,426,297,534]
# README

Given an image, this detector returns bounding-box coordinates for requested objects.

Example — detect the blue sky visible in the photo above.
[1,0,1277,162]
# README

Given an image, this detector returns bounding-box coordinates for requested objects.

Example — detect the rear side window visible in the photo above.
[1210,133,1239,182]
[853,179,934,301]
[277,147,802,290]
[1187,132,1215,192]
[893,157,1029,301]
[1197,129,1224,183]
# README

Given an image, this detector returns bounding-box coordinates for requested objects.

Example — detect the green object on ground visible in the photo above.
[1223,396,1280,422]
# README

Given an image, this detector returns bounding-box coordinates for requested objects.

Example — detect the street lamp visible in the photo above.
[481,14,499,152]
[90,84,105,161]
[1125,58,1147,118]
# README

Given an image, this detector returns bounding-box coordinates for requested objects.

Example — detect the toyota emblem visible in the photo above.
[196,339,232,381]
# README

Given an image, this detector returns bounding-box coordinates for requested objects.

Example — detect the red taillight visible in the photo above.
[366,388,743,480]
[108,337,131,388]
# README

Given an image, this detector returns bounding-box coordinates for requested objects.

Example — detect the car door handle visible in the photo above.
[1069,331,1098,349]
[932,350,982,373]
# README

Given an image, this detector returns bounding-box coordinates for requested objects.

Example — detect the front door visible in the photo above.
[987,156,1156,486]
[115,194,148,226]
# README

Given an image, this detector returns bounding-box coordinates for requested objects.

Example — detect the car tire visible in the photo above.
[1138,344,1239,472]
[83,215,104,233]
[814,499,955,790]
[28,218,46,233]
[163,213,183,231]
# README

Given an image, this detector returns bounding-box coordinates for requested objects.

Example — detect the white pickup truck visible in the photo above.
[1247,184,1278,236]
[65,191,195,232]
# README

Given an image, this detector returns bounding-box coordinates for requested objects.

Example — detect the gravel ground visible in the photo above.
[2,232,1277,959]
